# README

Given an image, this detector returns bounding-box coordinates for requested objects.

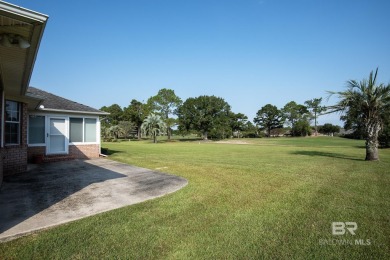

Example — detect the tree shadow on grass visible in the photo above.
[291,150,364,161]
[101,148,122,156]
[156,138,203,143]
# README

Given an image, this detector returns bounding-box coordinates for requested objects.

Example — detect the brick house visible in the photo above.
[0,2,107,186]
[25,87,108,164]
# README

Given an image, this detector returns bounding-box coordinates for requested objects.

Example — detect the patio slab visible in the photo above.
[0,158,187,242]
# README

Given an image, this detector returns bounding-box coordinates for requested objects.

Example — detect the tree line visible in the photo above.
[100,69,390,161]
[100,89,340,141]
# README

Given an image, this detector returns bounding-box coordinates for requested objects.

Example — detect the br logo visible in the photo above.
[332,222,357,235]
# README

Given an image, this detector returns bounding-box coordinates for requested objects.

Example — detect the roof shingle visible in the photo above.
[27,87,107,115]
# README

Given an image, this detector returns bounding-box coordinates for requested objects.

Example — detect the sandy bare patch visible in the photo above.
[216,140,250,145]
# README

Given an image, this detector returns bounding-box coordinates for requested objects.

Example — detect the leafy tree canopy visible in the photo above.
[148,88,182,118]
[177,95,231,140]
[281,101,311,137]
[123,99,151,139]
[148,88,182,139]
[319,123,340,136]
[282,101,310,127]
[229,112,248,138]
[254,104,284,137]
[305,97,326,135]
[292,119,312,137]
[100,104,123,126]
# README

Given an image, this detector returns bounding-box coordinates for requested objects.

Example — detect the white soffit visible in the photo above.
[0,1,48,97]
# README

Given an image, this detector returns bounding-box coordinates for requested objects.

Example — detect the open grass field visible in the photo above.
[1,137,389,259]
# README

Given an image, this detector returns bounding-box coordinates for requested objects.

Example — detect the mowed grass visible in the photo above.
[1,137,389,259]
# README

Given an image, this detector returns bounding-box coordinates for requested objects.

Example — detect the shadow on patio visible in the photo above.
[0,159,187,242]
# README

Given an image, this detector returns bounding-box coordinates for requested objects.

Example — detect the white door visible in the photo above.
[47,118,68,154]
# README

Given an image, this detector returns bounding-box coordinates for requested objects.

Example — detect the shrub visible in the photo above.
[292,120,311,136]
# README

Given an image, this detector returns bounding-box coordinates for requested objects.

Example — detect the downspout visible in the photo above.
[0,90,4,188]
[1,89,4,148]
[97,117,107,157]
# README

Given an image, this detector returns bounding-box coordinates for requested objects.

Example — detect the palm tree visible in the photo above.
[109,125,121,140]
[141,113,167,143]
[328,68,390,160]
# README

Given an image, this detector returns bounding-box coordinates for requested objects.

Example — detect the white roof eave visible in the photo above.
[0,1,49,96]
[0,1,48,23]
[36,107,110,116]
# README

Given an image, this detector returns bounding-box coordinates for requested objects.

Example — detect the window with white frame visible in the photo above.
[5,100,20,145]
[70,118,83,142]
[69,117,97,143]
[84,118,97,142]
[28,115,45,144]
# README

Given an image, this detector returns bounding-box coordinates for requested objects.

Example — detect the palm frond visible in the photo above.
[327,68,390,120]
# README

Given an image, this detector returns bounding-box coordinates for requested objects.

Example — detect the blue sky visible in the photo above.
[10,0,390,126]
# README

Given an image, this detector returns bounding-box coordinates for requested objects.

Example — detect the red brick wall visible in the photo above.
[27,146,46,162]
[3,146,27,174]
[3,102,101,176]
[27,144,100,162]
[3,103,28,176]
[69,144,100,159]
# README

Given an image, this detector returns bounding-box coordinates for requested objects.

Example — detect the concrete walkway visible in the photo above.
[0,159,187,242]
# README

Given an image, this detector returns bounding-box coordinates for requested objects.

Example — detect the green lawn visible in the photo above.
[1,137,389,259]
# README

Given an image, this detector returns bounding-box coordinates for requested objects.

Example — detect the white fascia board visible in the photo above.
[37,108,110,116]
[0,1,48,23]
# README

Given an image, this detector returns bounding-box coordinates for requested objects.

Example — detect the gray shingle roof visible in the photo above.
[27,87,108,115]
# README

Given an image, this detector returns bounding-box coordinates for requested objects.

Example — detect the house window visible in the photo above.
[5,100,20,145]
[29,115,45,144]
[69,117,97,143]
[70,118,83,142]
[85,118,97,142]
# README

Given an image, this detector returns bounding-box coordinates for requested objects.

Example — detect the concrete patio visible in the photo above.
[0,158,187,242]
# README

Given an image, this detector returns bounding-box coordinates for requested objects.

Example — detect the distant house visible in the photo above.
[0,1,107,184]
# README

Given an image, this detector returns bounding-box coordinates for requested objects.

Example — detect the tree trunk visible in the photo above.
[167,127,171,140]
[203,131,208,140]
[291,122,295,137]
[153,133,157,143]
[366,138,379,161]
[137,124,142,140]
[365,121,380,161]
[314,111,318,136]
